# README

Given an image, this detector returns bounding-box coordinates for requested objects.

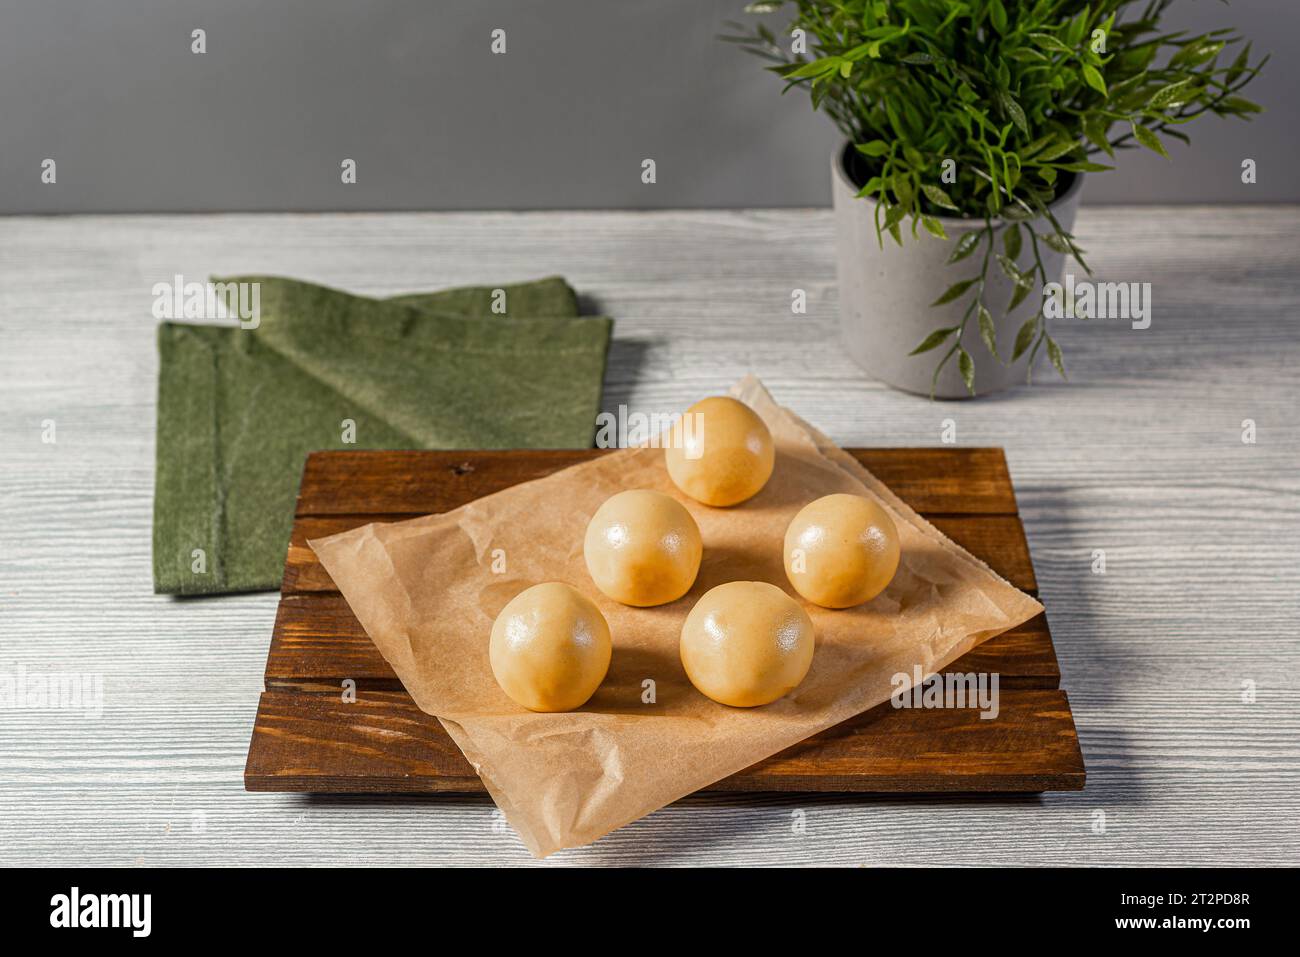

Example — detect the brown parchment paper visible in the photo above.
[310,376,1043,857]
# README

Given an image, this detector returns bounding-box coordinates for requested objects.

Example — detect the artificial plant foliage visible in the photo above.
[725,0,1265,394]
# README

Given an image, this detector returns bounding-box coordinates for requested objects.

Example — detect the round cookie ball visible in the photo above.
[489,582,612,712]
[679,581,816,708]
[584,489,702,606]
[665,396,775,507]
[784,493,901,609]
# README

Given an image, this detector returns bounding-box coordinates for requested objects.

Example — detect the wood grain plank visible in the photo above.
[282,512,1037,596]
[294,448,1019,518]
[928,514,1037,594]
[243,688,1084,794]
[265,594,1059,692]
[951,612,1059,687]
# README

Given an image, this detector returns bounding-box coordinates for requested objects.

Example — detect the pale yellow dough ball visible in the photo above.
[783,493,901,609]
[584,489,702,606]
[665,396,775,506]
[679,581,816,708]
[489,582,612,712]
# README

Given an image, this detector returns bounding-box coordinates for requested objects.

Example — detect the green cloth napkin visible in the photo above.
[153,276,611,595]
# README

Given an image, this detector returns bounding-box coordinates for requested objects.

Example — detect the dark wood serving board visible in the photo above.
[244,448,1085,794]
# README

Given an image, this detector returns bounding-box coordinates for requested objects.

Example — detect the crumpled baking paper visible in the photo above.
[311,376,1043,856]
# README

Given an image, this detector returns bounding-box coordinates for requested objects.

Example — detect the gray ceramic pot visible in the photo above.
[831,142,1084,398]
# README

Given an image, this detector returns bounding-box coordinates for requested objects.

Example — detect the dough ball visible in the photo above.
[489,582,612,712]
[665,396,775,506]
[784,493,901,608]
[679,581,816,708]
[584,489,702,606]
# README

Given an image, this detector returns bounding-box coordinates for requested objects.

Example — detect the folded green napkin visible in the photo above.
[153,276,611,595]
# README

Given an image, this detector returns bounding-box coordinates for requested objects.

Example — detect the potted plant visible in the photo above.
[726,1,1264,397]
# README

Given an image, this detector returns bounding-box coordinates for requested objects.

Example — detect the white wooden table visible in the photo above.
[2,208,1297,866]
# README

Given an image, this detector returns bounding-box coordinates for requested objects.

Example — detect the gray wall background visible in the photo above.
[1,0,1294,214]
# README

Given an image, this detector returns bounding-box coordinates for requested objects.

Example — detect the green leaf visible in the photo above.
[909,326,957,355]
[977,303,999,360]
[1043,231,1074,254]
[1008,47,1048,63]
[1029,33,1073,55]
[1034,138,1081,162]
[922,183,959,211]
[921,215,947,239]
[900,52,938,65]
[997,90,1028,134]
[1170,39,1224,69]
[1218,96,1263,114]
[989,0,1007,35]
[892,175,914,207]
[931,278,978,306]
[1065,11,1088,48]
[1081,64,1107,96]
[1132,123,1170,159]
[783,58,838,80]
[1046,336,1067,379]
[995,253,1027,284]
[1149,79,1197,110]
[1012,317,1038,360]
[947,231,982,264]
[1082,115,1113,158]
[883,198,908,228]
[1002,224,1022,261]
[1054,160,1114,172]
[1008,279,1033,312]
[1021,133,1058,158]
[1004,151,1021,192]
[856,140,890,157]
[1109,74,1148,111]
[958,347,976,395]
[855,175,883,199]
[1225,42,1252,86]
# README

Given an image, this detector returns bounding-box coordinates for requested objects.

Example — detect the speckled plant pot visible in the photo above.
[831,142,1084,398]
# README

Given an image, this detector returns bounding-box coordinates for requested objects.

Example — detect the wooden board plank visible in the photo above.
[244,688,1084,794]
[294,447,1019,518]
[249,445,1078,799]
[282,513,1037,595]
[720,689,1084,793]
[264,595,1059,692]
[953,613,1059,687]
